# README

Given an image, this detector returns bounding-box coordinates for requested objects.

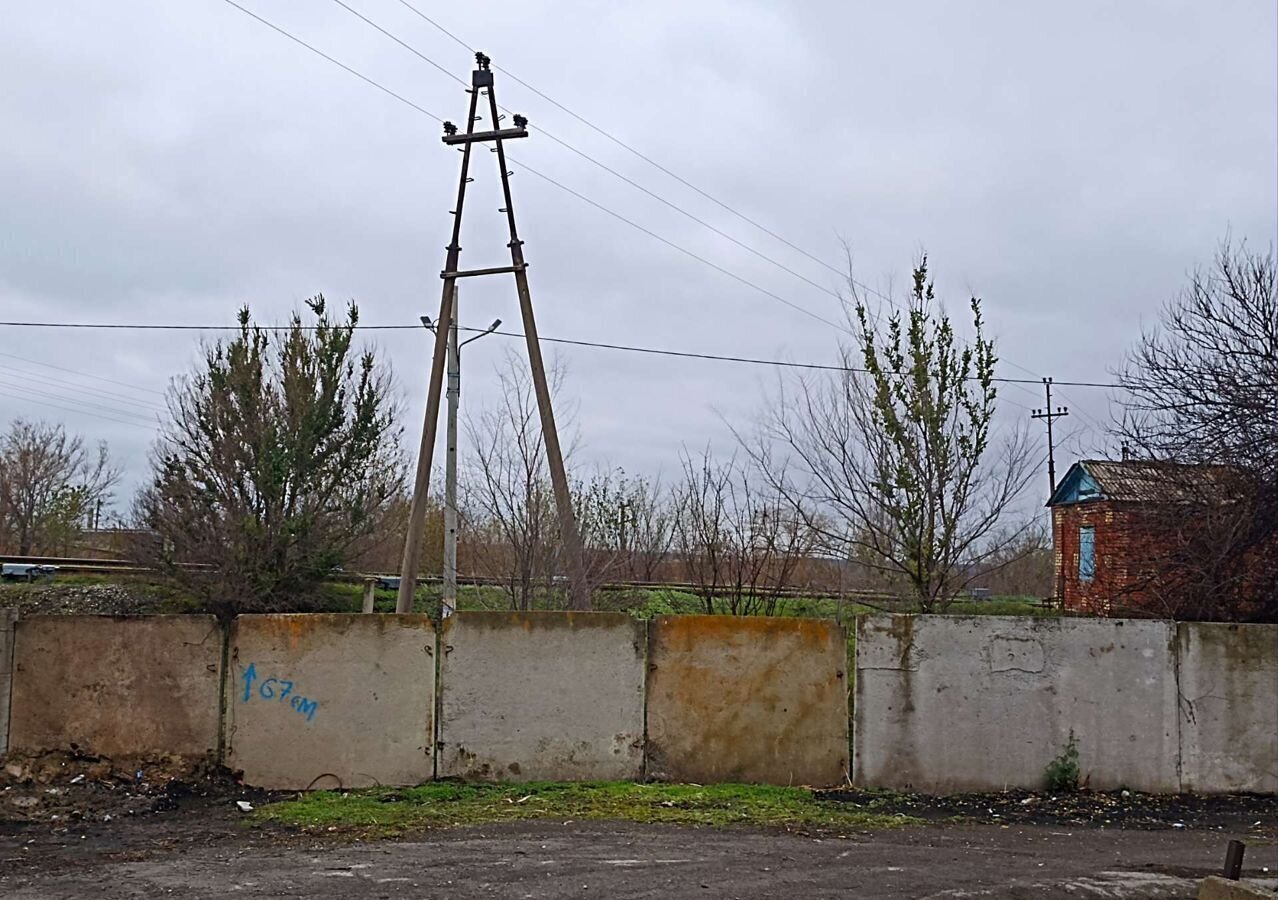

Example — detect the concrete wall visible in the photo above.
[0,609,16,754]
[855,615,1181,793]
[646,615,848,787]
[854,615,1278,795]
[225,614,436,790]
[5,610,1270,794]
[1176,623,1278,794]
[7,615,223,759]
[437,612,646,781]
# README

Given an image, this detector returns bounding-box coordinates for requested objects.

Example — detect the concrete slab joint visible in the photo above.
[0,608,18,755]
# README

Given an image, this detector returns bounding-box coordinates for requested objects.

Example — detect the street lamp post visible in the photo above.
[422,295,499,617]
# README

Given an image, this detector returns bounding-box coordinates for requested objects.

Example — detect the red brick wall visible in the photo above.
[1054,498,1276,620]
[1052,502,1165,615]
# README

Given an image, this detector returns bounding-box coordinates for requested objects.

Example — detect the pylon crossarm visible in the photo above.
[440,264,527,279]
[442,127,528,145]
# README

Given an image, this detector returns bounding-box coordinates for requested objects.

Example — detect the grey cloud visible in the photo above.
[1,0,1273,510]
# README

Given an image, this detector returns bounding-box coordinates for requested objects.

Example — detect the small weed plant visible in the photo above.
[1044,731,1081,792]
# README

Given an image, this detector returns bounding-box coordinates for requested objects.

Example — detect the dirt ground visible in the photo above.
[2,768,1276,900]
[2,813,1276,899]
[2,757,1275,899]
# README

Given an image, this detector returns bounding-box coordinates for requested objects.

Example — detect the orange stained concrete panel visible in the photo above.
[645,615,848,786]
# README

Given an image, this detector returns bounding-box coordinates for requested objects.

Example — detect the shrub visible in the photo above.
[1044,730,1081,792]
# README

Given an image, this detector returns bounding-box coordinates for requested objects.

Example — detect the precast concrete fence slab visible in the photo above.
[853,615,1278,794]
[437,611,646,781]
[645,615,849,786]
[225,614,436,790]
[1176,623,1278,794]
[7,615,223,760]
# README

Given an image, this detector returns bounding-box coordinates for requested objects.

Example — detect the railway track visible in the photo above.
[1,555,899,604]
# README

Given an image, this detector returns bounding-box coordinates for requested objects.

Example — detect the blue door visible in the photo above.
[1079,526,1095,582]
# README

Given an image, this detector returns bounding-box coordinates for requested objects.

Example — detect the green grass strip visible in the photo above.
[256,781,915,835]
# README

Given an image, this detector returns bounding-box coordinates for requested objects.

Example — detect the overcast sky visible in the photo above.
[2,0,1275,519]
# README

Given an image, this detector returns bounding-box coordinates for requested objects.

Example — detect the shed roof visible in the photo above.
[1046,459,1238,507]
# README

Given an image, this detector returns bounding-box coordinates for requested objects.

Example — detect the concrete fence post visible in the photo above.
[0,609,16,754]
[362,578,377,614]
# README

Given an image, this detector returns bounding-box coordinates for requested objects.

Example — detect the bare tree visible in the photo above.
[748,256,1037,611]
[672,447,817,615]
[136,298,402,615]
[971,522,1054,600]
[671,448,731,613]
[0,419,119,555]
[463,350,571,610]
[620,474,675,582]
[569,469,675,583]
[1117,239,1277,621]
[344,490,443,578]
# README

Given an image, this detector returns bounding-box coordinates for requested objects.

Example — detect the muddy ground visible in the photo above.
[1,762,1275,899]
[821,786,1278,831]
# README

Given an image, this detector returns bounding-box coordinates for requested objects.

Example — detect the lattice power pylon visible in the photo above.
[396,52,591,612]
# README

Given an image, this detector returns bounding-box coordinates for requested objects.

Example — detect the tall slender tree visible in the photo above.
[751,256,1035,611]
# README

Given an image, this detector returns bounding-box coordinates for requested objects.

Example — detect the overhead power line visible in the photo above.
[217,0,843,334]
[0,351,165,396]
[0,389,157,430]
[390,0,847,281]
[0,319,1127,389]
[214,0,1093,414]
[208,2,1109,419]
[0,378,159,428]
[383,0,1059,390]
[367,0,1097,420]
[328,0,848,311]
[219,0,445,122]
[0,364,165,413]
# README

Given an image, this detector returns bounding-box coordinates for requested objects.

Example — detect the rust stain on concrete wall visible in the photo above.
[645,615,848,787]
[7,615,223,759]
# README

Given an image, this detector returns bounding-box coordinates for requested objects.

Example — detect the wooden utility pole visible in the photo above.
[1031,377,1069,495]
[397,53,592,613]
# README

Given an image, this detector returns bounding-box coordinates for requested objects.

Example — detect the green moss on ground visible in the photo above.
[256,781,915,836]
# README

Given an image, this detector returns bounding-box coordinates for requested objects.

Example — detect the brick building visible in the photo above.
[1046,459,1239,615]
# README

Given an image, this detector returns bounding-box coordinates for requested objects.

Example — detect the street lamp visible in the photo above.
[421,296,501,616]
